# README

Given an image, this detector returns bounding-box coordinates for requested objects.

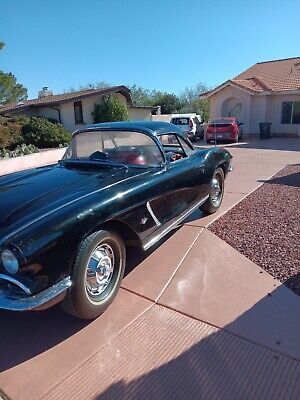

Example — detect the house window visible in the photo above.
[281,101,300,124]
[74,101,83,124]
[293,102,300,124]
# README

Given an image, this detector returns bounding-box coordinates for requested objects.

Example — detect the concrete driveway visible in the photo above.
[1,138,300,400]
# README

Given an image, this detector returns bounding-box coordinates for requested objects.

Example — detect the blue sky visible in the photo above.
[1,0,299,99]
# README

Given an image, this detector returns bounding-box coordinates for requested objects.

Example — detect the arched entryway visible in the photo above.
[221,97,244,122]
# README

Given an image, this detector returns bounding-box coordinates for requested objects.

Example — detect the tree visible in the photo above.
[0,71,28,104]
[152,92,182,114]
[179,82,212,121]
[129,85,155,106]
[0,41,28,105]
[92,95,129,123]
[64,81,111,93]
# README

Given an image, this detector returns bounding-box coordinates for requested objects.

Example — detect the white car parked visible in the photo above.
[170,113,204,141]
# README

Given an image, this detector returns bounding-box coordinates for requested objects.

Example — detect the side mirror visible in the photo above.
[238,122,244,126]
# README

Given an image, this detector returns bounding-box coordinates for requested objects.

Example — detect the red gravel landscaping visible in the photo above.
[210,164,300,295]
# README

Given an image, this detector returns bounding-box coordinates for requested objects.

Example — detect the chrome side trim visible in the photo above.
[0,274,32,295]
[0,276,72,311]
[143,195,209,251]
[146,201,161,227]
[0,171,150,246]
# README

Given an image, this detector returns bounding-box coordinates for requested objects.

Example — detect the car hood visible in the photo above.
[0,163,144,227]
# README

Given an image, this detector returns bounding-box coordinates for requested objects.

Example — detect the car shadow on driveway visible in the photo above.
[0,306,89,373]
[0,230,177,373]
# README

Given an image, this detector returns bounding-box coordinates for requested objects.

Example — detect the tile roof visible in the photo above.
[201,57,300,98]
[233,57,300,92]
[0,85,133,114]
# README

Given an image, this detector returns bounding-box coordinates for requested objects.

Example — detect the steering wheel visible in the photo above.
[89,151,108,161]
[166,152,183,162]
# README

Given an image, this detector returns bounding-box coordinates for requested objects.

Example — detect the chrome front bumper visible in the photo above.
[0,275,72,311]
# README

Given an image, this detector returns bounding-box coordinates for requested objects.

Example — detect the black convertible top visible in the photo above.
[74,120,184,138]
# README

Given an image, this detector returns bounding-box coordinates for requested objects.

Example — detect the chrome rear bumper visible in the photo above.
[0,275,72,311]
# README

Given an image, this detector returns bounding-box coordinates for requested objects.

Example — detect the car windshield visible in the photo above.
[171,118,189,125]
[63,130,164,167]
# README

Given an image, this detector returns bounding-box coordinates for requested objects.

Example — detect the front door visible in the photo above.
[148,134,207,226]
[229,102,243,122]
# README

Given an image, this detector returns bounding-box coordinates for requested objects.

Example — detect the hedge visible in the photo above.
[0,116,71,150]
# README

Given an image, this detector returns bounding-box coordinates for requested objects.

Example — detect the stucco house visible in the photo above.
[201,57,300,136]
[0,85,153,132]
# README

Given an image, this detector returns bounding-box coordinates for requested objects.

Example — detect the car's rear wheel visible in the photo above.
[200,167,225,214]
[62,230,125,319]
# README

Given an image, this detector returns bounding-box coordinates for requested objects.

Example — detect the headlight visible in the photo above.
[1,249,19,274]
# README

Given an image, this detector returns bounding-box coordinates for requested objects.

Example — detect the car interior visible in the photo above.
[158,134,191,162]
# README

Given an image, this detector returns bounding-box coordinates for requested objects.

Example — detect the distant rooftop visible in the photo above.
[0,85,133,114]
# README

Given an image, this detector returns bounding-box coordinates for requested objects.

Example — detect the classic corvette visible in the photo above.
[0,121,232,319]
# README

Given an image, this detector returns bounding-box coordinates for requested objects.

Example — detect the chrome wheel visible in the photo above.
[85,243,115,297]
[62,229,125,320]
[211,172,223,207]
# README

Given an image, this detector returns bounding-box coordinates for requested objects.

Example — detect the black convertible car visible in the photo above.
[0,121,232,319]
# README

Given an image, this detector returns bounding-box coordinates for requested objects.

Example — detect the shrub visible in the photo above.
[92,95,129,123]
[0,144,39,159]
[0,117,23,149]
[21,117,71,148]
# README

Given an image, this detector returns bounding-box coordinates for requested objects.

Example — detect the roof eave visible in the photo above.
[0,105,31,116]
[0,85,133,114]
[200,80,257,99]
[270,88,300,95]
[36,85,134,107]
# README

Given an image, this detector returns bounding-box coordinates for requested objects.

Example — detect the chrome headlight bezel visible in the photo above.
[1,249,20,274]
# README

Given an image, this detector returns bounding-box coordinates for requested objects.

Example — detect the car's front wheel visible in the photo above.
[62,229,126,319]
[200,167,225,214]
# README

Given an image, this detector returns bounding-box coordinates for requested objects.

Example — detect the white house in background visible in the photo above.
[201,57,300,136]
[0,85,153,132]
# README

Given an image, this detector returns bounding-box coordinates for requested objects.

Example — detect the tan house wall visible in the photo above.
[59,93,128,132]
[151,114,172,122]
[209,85,252,134]
[249,94,300,135]
[16,95,118,132]
[16,93,152,133]
[128,107,152,120]
[249,95,267,133]
[210,86,300,136]
[35,107,61,121]
[269,93,300,135]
